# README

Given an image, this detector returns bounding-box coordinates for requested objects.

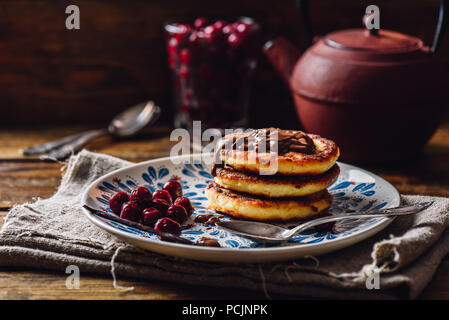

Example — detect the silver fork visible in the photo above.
[216,201,433,243]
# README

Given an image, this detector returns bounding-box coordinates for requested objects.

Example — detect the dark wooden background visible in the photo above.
[0,0,448,127]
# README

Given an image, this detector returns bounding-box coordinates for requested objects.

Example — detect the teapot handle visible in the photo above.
[431,0,449,53]
[296,0,449,53]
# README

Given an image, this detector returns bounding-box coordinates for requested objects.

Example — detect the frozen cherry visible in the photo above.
[179,49,191,65]
[204,25,220,41]
[167,204,188,224]
[152,198,170,215]
[222,24,234,35]
[141,208,163,227]
[194,17,208,29]
[162,180,183,200]
[227,32,244,47]
[235,22,249,33]
[153,189,173,204]
[173,196,194,216]
[171,23,190,41]
[130,186,153,209]
[167,37,178,55]
[120,201,141,222]
[179,67,189,79]
[167,56,175,69]
[155,217,182,236]
[213,20,227,30]
[109,192,129,215]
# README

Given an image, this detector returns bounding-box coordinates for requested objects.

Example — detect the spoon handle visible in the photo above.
[22,130,95,155]
[286,201,433,239]
[42,128,109,160]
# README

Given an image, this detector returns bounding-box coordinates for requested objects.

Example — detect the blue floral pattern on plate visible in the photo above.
[86,157,400,250]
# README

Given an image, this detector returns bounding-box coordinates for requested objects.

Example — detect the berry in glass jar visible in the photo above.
[165,17,261,130]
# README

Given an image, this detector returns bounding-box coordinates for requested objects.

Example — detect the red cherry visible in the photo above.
[227,32,243,47]
[167,37,178,55]
[141,208,163,227]
[162,180,183,200]
[179,49,191,65]
[130,186,153,209]
[155,217,182,236]
[204,25,223,42]
[171,23,190,41]
[204,25,217,34]
[222,24,234,35]
[167,56,175,69]
[120,201,141,222]
[109,192,129,214]
[151,198,170,215]
[153,189,173,204]
[235,22,249,33]
[167,204,188,224]
[213,20,227,30]
[179,67,189,79]
[173,196,194,216]
[194,17,208,29]
[189,31,199,44]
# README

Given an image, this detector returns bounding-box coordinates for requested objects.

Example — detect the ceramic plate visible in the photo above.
[81,154,400,262]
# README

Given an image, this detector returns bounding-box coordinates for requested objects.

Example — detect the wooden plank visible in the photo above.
[0,162,62,208]
[0,267,265,300]
[419,261,449,299]
[0,125,175,160]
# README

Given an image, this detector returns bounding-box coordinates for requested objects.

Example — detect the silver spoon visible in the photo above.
[216,201,433,243]
[23,101,161,160]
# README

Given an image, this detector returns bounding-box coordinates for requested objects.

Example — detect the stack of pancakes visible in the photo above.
[205,128,340,222]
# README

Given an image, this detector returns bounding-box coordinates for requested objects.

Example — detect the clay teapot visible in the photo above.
[264,0,449,163]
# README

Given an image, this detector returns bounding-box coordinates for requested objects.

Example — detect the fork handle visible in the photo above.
[43,128,109,160]
[22,130,96,155]
[286,202,432,239]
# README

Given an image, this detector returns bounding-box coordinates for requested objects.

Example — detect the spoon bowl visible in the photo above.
[23,100,161,159]
[109,101,160,137]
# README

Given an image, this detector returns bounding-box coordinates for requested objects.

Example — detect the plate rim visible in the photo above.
[81,153,400,260]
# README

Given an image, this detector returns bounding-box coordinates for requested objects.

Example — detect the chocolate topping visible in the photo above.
[194,214,221,226]
[211,128,316,175]
[224,128,315,155]
[196,237,221,247]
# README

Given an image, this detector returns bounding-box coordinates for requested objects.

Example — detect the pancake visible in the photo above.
[213,164,340,198]
[205,181,333,222]
[217,131,340,176]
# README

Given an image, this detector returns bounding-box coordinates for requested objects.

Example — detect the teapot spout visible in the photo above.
[263,37,301,88]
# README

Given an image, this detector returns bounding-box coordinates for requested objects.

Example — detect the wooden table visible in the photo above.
[1,124,449,299]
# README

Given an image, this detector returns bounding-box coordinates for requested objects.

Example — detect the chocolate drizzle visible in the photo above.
[196,237,221,247]
[194,214,221,226]
[211,128,316,175]
[225,128,315,155]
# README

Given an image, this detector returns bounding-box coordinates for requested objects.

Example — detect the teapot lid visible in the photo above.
[324,29,423,53]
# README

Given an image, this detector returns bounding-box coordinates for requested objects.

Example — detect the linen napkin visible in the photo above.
[1,150,449,299]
